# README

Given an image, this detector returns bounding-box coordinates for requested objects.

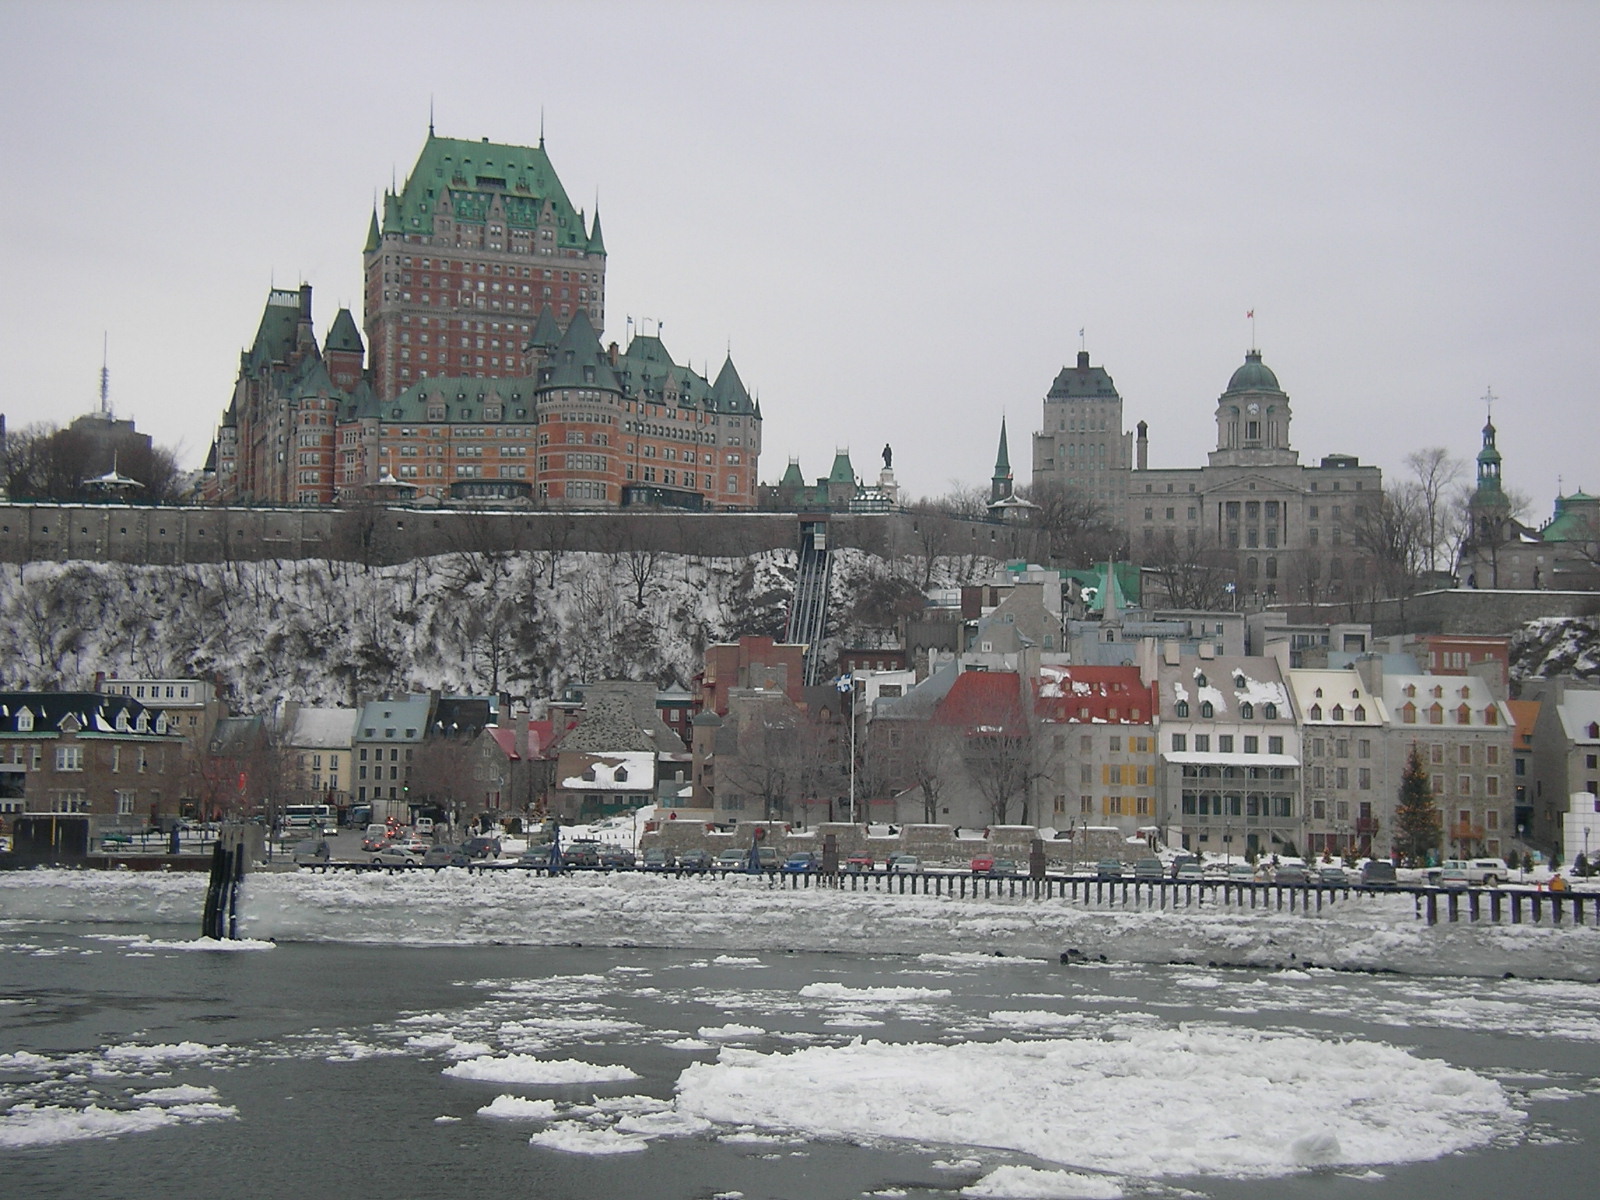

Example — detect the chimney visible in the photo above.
[1136,421,1149,471]
[608,341,619,366]
[299,283,313,320]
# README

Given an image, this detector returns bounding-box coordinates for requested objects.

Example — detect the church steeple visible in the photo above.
[990,418,1014,503]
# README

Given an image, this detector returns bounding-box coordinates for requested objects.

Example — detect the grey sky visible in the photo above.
[3,1,1595,516]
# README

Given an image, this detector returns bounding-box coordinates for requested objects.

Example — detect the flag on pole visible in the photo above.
[1246,310,1254,319]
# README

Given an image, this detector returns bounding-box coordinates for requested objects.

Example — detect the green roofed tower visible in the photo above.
[364,128,607,401]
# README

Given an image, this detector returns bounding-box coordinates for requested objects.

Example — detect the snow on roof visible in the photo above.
[560,750,656,791]
[288,707,358,747]
[1555,689,1600,742]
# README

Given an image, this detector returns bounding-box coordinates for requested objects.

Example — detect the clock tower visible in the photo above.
[1209,349,1297,468]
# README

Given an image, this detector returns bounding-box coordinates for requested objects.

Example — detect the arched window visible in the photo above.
[1175,700,1190,718]
[1200,701,1215,719]
[1240,703,1254,720]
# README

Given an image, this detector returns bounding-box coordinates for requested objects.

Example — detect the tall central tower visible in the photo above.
[363,129,607,401]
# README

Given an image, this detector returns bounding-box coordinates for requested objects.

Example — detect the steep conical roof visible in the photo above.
[828,450,855,485]
[526,305,564,352]
[711,357,752,413]
[364,209,381,254]
[539,308,621,391]
[780,459,805,488]
[993,417,1011,477]
[325,308,364,354]
[587,207,606,255]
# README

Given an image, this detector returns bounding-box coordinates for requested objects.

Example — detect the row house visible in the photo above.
[1359,660,1515,860]
[1155,648,1300,860]
[282,704,358,811]
[1284,669,1389,857]
[0,692,187,828]
[1035,664,1158,836]
[1528,680,1600,854]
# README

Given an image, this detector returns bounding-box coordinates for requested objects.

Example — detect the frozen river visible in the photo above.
[3,869,1599,1199]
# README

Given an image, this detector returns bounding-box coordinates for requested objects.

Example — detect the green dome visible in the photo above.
[1226,351,1281,393]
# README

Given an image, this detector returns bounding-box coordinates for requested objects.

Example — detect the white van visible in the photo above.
[415,817,435,837]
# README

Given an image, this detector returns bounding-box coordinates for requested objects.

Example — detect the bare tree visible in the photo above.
[1018,481,1126,568]
[1404,447,1465,575]
[1349,485,1427,604]
[1141,533,1236,610]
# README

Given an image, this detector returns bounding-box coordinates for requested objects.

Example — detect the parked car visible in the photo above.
[715,848,749,871]
[1095,859,1124,881]
[1273,863,1310,886]
[360,833,391,853]
[986,858,1020,878]
[1437,867,1471,890]
[371,844,420,867]
[1134,858,1164,881]
[1175,862,1205,882]
[757,846,779,871]
[846,852,875,872]
[1360,860,1399,889]
[291,837,330,865]
[414,817,435,837]
[1317,866,1350,886]
[640,847,671,870]
[562,840,602,867]
[782,852,819,874]
[676,849,711,872]
[1226,863,1258,883]
[462,835,502,860]
[1455,858,1510,886]
[516,847,555,868]
[970,854,997,875]
[1169,854,1198,879]
[598,846,636,870]
[888,854,923,874]
[423,845,469,868]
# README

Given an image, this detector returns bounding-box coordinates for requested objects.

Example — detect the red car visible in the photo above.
[970,854,996,875]
[846,852,874,872]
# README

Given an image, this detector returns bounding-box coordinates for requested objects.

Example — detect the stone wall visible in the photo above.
[1285,589,1600,638]
[0,503,1039,568]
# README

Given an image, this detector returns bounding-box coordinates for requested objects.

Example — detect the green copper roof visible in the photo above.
[245,289,305,371]
[527,306,564,352]
[1225,351,1283,394]
[587,208,606,255]
[828,451,855,485]
[711,358,753,414]
[1048,351,1120,400]
[540,308,621,391]
[993,417,1011,478]
[779,459,805,488]
[325,308,363,354]
[375,375,535,424]
[364,210,381,254]
[382,132,588,249]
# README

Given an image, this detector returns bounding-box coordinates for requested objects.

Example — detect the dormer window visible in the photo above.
[1200,701,1215,719]
[16,707,33,732]
[1309,704,1323,721]
[1353,705,1366,721]
[1195,673,1208,688]
[1332,705,1345,721]
[1240,703,1254,720]
[1263,704,1278,720]
[1234,674,1246,689]
[1175,701,1189,718]
[1404,684,1417,698]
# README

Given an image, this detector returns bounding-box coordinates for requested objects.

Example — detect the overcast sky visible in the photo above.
[3,1,1596,516]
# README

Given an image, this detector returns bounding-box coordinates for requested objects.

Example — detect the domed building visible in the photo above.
[1031,344,1383,606]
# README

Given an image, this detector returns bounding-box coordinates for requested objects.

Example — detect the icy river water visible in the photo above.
[4,869,1600,1200]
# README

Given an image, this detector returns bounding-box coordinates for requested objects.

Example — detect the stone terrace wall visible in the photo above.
[0,504,1039,568]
